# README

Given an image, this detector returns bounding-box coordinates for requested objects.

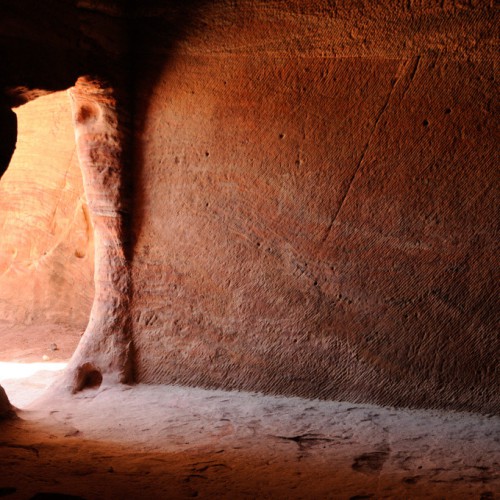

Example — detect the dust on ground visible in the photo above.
[0,323,499,499]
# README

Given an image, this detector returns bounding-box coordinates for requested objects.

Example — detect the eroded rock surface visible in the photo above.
[0,0,498,414]
[131,1,499,413]
[64,77,133,391]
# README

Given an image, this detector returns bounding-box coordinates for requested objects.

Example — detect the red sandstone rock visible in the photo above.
[0,0,497,413]
[131,1,499,413]
[0,92,94,327]
[64,77,133,391]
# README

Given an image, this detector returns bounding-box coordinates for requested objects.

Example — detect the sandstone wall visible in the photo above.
[0,92,94,328]
[0,0,497,413]
[131,1,499,413]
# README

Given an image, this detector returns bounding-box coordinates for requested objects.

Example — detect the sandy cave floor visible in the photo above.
[0,324,499,499]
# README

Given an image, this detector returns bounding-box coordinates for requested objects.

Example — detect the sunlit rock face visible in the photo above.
[0,0,132,393]
[0,92,94,327]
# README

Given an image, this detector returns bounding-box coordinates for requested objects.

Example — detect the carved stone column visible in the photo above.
[65,76,133,392]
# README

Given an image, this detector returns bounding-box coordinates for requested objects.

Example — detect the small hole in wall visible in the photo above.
[76,103,100,124]
[73,363,103,393]
[422,119,429,127]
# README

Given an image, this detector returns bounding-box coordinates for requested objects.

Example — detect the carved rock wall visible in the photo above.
[64,77,133,391]
[0,0,497,413]
[131,1,499,413]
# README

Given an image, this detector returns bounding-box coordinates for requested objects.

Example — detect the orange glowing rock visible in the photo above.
[0,92,94,328]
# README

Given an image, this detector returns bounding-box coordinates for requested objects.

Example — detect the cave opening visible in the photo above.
[0,90,95,408]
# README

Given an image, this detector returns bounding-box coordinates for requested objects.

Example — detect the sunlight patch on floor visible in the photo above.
[0,361,66,408]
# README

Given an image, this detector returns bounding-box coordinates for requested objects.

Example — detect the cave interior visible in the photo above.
[0,1,498,498]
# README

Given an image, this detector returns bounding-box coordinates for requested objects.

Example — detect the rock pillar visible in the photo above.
[65,77,133,392]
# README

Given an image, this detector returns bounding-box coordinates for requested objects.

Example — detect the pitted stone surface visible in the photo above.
[131,2,499,412]
[0,0,498,413]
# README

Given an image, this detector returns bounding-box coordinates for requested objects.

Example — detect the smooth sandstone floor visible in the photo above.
[0,326,499,499]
